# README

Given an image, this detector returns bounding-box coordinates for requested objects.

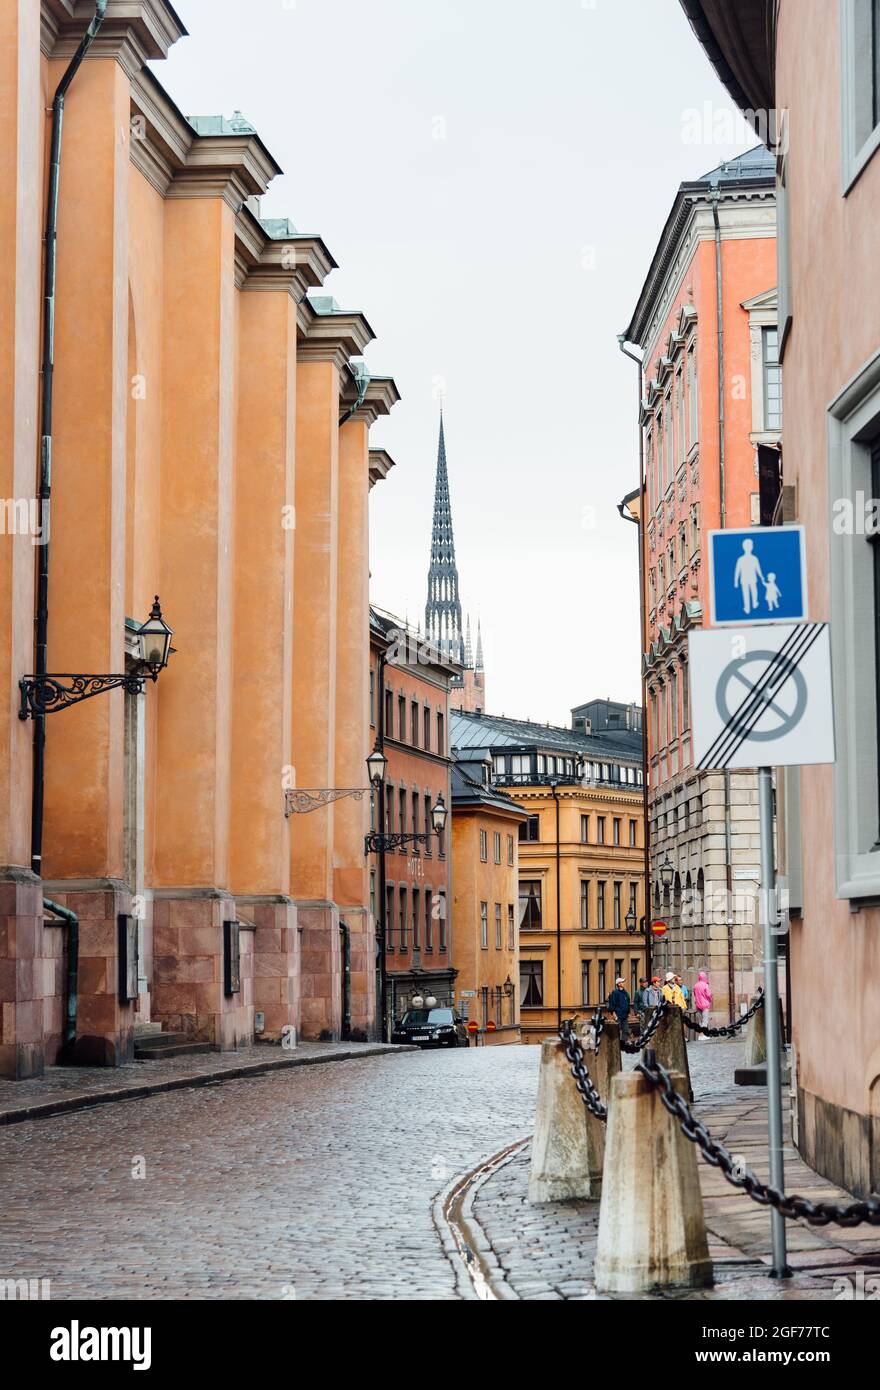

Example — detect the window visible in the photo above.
[480,902,489,950]
[615,957,624,984]
[436,712,445,754]
[613,817,621,846]
[412,887,420,950]
[762,327,782,431]
[494,986,503,1027]
[438,813,446,858]
[411,791,419,851]
[495,903,502,950]
[597,816,606,844]
[369,670,375,727]
[399,888,408,952]
[520,960,543,1008]
[676,367,685,464]
[398,695,406,741]
[519,880,543,930]
[411,700,419,746]
[424,794,432,855]
[580,814,589,843]
[629,818,637,847]
[629,882,638,925]
[581,961,591,1007]
[614,881,622,931]
[438,890,447,951]
[597,881,606,930]
[598,959,607,1005]
[398,788,406,849]
[493,831,501,864]
[507,833,514,866]
[670,667,679,738]
[841,0,880,192]
[519,815,540,842]
[687,347,698,446]
[480,828,488,862]
[385,885,395,952]
[423,707,431,750]
[425,889,433,951]
[507,902,515,949]
[580,879,589,930]
[682,664,691,731]
[481,987,489,1029]
[631,960,639,999]
[369,869,376,919]
[384,690,393,735]
[664,398,673,486]
[829,363,880,897]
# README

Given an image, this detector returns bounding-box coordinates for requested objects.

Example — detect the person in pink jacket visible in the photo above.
[693,971,713,1034]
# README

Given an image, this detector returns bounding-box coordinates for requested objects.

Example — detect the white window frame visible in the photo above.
[841,0,880,195]
[828,345,880,898]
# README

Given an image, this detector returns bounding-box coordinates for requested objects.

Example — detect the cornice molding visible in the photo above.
[297,307,376,366]
[342,375,401,427]
[369,448,397,489]
[42,0,187,71]
[165,134,281,210]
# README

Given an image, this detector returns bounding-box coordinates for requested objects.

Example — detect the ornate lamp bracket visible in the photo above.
[19,673,149,721]
[285,788,368,817]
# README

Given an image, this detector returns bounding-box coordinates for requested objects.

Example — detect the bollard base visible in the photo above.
[735,1063,790,1087]
[528,1039,603,1205]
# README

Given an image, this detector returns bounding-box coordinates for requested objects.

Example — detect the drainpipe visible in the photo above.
[375,651,388,1041]
[339,361,370,426]
[43,898,78,1057]
[31,0,109,877]
[712,187,737,1023]
[618,335,652,980]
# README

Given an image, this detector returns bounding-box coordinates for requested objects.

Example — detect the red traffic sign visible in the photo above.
[652,920,668,938]
[486,1020,497,1033]
[467,1020,479,1033]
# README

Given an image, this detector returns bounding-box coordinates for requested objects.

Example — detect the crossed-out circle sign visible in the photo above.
[716,649,808,742]
[467,1020,479,1033]
[652,920,667,938]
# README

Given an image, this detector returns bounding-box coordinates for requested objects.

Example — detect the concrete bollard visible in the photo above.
[595,1069,713,1294]
[584,1016,622,1101]
[528,1037,603,1204]
[652,1007,693,1102]
[745,993,767,1065]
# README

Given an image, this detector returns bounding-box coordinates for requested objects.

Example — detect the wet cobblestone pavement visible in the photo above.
[0,1044,538,1300]
[1,1036,874,1300]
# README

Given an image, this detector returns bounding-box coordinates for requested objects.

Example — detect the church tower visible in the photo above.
[425,413,465,664]
[424,413,487,712]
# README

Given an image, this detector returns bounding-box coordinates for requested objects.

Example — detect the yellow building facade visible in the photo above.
[451,710,647,1045]
[450,756,528,1044]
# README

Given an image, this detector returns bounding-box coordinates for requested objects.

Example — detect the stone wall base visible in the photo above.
[797,1084,879,1199]
[0,869,47,1079]
[340,905,376,1042]
[236,895,298,1043]
[151,890,253,1050]
[296,901,341,1041]
[42,880,136,1067]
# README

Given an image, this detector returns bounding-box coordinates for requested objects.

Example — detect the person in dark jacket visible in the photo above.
[633,977,650,1032]
[607,978,632,1042]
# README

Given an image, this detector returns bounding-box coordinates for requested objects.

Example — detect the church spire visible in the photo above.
[475,618,484,673]
[425,412,464,663]
[464,616,473,668]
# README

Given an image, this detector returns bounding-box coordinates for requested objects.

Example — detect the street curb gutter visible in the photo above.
[0,1044,417,1127]
[434,1136,531,1300]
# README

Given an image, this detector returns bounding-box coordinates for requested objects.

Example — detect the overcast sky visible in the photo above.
[159,0,753,727]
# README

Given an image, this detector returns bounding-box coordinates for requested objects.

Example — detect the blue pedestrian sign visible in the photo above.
[708,525,808,627]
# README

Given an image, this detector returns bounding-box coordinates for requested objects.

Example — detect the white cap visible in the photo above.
[665,972,675,982]
[616,977,625,985]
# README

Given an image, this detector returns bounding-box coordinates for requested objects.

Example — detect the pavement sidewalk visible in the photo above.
[0,1040,410,1126]
[470,1043,877,1300]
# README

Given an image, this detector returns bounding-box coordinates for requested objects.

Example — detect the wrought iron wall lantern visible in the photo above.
[364,747,448,854]
[19,596,173,720]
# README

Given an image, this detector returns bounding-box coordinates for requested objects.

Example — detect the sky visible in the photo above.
[158,0,754,727]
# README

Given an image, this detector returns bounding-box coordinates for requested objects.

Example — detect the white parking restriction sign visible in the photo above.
[689,623,835,770]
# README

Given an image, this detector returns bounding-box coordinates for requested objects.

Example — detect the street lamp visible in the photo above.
[626,907,637,935]
[367,745,387,787]
[20,594,174,719]
[430,793,448,835]
[660,854,675,891]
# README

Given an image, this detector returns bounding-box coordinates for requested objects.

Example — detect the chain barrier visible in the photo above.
[559,1019,607,1123]
[682,988,765,1038]
[620,1001,670,1054]
[638,1049,880,1228]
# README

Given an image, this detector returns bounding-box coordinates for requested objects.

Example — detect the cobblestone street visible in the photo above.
[2,1037,875,1302]
[0,1045,539,1300]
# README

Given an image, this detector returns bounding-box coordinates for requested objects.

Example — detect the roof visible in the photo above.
[679,1,777,129]
[625,144,775,347]
[370,606,462,679]
[450,758,529,820]
[450,710,643,764]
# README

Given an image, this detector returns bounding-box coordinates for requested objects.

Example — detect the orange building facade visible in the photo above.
[0,0,398,1076]
[450,753,527,1044]
[623,149,779,1019]
[369,610,458,1033]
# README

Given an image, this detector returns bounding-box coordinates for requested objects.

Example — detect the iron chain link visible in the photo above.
[620,1001,670,1054]
[559,1019,607,1122]
[638,1049,880,1228]
[682,988,765,1038]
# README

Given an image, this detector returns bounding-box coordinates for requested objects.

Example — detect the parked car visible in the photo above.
[391,1007,469,1049]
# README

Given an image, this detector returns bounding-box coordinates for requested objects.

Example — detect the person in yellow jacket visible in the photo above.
[661,972,686,1010]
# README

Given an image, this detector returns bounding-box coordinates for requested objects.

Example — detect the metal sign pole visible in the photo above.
[758,765,792,1279]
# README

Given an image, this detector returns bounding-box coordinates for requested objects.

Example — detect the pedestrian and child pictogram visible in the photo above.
[708,526,809,627]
